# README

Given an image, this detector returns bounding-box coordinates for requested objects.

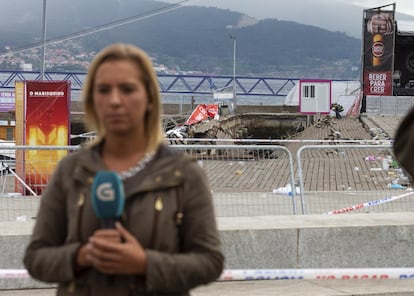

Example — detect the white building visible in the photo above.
[284,80,362,116]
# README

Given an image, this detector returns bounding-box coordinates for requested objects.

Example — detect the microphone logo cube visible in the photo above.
[97,183,115,201]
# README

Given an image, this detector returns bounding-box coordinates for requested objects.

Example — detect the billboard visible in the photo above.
[15,81,71,194]
[362,5,396,96]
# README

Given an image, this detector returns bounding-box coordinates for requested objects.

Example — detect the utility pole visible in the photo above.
[40,0,47,80]
[229,34,236,95]
[229,34,237,112]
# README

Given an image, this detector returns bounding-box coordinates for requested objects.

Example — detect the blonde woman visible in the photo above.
[24,43,224,295]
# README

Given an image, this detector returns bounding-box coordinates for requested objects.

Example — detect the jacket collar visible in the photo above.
[72,143,106,186]
[72,142,189,197]
[123,153,186,195]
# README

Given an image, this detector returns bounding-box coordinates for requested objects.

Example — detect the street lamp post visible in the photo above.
[40,0,47,80]
[229,34,237,111]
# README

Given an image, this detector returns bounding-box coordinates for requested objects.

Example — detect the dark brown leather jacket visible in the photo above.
[24,143,224,295]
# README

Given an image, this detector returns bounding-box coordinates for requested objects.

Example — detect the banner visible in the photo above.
[15,81,71,194]
[0,91,15,112]
[185,104,218,125]
[362,6,395,96]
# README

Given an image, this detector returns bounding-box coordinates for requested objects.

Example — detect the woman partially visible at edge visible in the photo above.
[23,43,224,295]
[394,106,414,181]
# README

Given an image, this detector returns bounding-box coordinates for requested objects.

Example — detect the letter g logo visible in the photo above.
[97,183,115,201]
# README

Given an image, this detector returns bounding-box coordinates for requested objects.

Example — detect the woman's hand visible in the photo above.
[75,228,121,271]
[87,222,147,275]
[76,243,93,271]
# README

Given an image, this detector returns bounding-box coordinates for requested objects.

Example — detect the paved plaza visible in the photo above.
[2,279,414,295]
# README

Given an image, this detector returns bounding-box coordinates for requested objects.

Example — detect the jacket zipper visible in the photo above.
[68,192,86,293]
[76,192,86,241]
[150,196,163,248]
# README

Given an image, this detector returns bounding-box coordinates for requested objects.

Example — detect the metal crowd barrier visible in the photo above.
[173,144,297,216]
[366,95,414,115]
[0,144,296,221]
[296,143,413,215]
[0,141,412,221]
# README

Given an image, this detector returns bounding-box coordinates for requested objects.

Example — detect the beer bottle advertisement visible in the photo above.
[362,7,395,96]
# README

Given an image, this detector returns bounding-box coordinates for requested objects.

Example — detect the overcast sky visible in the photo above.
[348,0,414,16]
[171,0,414,37]
[186,0,414,17]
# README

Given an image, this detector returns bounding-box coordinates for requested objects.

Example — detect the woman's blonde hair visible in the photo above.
[83,43,164,152]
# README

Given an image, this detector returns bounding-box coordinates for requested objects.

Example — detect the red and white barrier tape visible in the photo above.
[219,268,414,281]
[0,269,29,279]
[324,191,414,215]
[2,268,414,280]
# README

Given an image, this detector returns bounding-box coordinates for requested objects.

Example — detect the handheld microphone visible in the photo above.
[91,171,125,228]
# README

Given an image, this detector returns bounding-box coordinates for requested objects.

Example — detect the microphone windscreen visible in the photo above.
[91,171,125,220]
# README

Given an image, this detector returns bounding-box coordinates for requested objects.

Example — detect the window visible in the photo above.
[6,128,13,140]
[303,85,315,98]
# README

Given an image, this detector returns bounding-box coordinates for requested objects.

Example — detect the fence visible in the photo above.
[366,95,414,115]
[296,144,414,215]
[0,141,412,221]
